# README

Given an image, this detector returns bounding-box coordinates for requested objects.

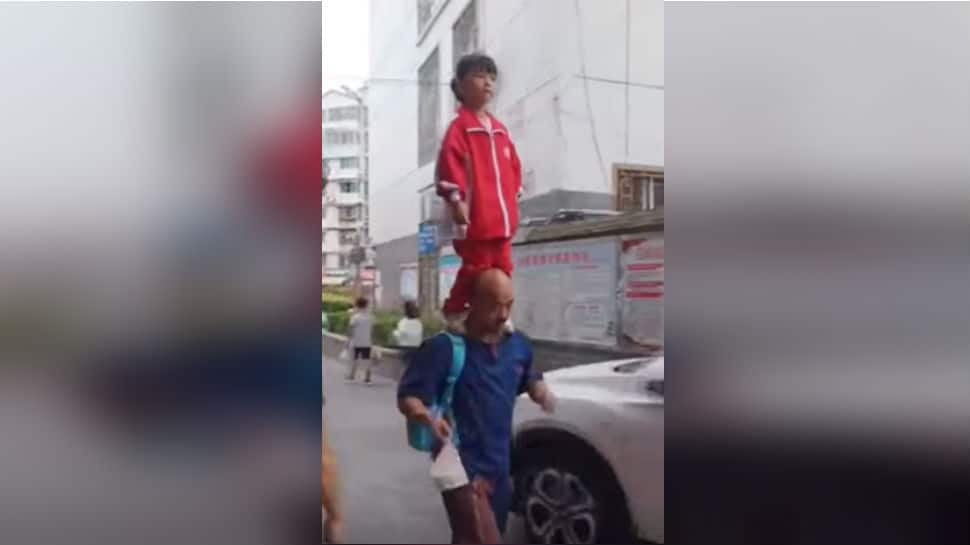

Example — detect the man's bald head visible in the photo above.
[467,268,514,339]
[472,268,513,302]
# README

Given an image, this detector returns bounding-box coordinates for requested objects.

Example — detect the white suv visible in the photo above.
[511,357,664,544]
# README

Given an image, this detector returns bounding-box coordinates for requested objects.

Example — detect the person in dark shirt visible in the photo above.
[398,268,555,542]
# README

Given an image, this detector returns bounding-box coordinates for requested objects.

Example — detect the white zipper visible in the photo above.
[487,128,511,237]
[466,169,474,237]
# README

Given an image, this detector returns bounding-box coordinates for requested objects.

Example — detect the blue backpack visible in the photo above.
[407,332,466,452]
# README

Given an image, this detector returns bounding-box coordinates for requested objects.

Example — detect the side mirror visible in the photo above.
[646,379,664,397]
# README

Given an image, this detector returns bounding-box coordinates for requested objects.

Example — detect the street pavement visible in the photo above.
[323,355,526,544]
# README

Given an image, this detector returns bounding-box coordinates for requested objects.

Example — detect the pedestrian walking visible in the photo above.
[345,297,375,384]
[397,269,556,543]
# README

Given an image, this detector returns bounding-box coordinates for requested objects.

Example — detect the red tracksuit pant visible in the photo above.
[442,238,514,315]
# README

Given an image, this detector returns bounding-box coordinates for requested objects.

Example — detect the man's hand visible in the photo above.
[399,396,452,441]
[431,416,453,443]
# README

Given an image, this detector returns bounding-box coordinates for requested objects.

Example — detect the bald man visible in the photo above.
[398,268,555,543]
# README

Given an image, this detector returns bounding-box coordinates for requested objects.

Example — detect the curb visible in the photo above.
[322,330,408,382]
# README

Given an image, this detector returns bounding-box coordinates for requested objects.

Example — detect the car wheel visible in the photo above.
[518,447,632,544]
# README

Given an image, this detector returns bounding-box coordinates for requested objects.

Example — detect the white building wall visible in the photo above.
[484,0,664,197]
[369,0,478,245]
[368,0,663,245]
[368,0,418,246]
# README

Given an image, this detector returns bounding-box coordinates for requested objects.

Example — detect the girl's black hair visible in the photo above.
[450,53,498,102]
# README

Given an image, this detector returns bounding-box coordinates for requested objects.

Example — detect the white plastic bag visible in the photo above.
[430,442,469,491]
[338,347,349,361]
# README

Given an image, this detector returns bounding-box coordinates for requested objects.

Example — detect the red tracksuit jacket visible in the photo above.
[435,106,522,241]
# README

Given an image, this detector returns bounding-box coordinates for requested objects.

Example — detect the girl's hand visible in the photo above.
[449,200,469,225]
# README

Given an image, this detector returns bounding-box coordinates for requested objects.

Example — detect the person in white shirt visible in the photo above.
[392,300,424,349]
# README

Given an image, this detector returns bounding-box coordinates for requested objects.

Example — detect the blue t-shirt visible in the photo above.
[398,332,542,480]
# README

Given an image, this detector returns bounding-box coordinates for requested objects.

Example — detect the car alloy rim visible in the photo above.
[525,468,597,544]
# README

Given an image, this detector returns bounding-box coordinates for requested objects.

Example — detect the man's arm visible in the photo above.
[399,396,452,442]
[526,380,549,404]
[397,395,432,424]
[397,336,454,440]
[519,341,555,413]
[526,379,555,414]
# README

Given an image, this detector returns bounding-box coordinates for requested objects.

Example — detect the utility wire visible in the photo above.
[325,75,452,87]
[573,0,610,191]
[325,73,664,90]
[576,75,664,91]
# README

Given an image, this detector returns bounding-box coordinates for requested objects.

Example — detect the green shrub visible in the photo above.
[421,317,444,339]
[326,310,350,335]
[324,287,353,300]
[322,300,352,314]
[322,288,352,305]
[370,311,395,347]
[322,290,353,313]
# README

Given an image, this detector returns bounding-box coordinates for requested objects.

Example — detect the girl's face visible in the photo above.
[459,69,496,109]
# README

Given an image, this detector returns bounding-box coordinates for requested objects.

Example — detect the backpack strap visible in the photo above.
[438,332,466,444]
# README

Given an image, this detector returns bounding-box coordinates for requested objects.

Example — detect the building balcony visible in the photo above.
[322,117,362,130]
[323,219,362,231]
[335,192,363,206]
[322,143,361,160]
[322,191,364,207]
[334,220,363,231]
[323,165,361,180]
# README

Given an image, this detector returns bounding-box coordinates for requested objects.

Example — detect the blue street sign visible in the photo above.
[418,223,438,256]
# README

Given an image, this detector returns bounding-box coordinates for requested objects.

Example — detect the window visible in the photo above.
[451,0,479,109]
[339,231,357,246]
[418,48,440,166]
[616,167,664,212]
[338,254,350,269]
[417,0,447,38]
[651,177,664,210]
[324,129,358,147]
[339,181,358,194]
[324,105,359,122]
[417,0,433,34]
[324,252,342,270]
[452,1,479,73]
[339,206,359,222]
[339,157,359,169]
